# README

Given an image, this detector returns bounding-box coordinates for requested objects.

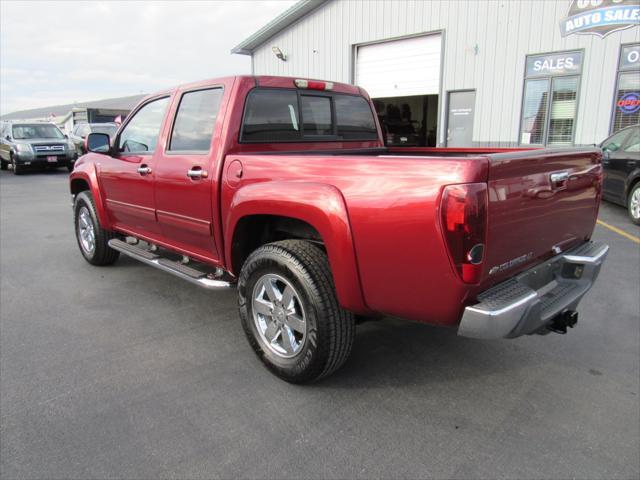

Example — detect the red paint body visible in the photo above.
[70,76,602,327]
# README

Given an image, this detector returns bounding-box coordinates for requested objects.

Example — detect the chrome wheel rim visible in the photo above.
[251,273,307,358]
[630,189,640,220]
[78,206,96,254]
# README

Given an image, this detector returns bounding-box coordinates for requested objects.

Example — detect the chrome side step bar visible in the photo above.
[108,239,233,290]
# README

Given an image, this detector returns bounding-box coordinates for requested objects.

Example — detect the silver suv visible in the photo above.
[0,122,77,174]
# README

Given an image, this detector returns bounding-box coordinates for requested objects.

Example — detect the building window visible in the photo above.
[520,51,583,146]
[611,44,640,134]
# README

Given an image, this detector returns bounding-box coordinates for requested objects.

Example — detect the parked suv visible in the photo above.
[69,123,118,154]
[0,122,77,174]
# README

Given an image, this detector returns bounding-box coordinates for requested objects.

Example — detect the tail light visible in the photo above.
[294,79,334,91]
[440,183,488,284]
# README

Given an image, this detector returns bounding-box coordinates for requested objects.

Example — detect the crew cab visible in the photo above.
[69,76,609,383]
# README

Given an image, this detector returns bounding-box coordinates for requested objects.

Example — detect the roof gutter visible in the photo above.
[231,0,328,55]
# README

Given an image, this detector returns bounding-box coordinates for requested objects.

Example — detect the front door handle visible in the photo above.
[187,167,208,179]
[137,165,152,175]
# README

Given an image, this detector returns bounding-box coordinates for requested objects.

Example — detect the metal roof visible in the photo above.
[231,0,328,55]
[0,94,146,121]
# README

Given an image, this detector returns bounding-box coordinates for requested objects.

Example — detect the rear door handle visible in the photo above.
[137,165,152,175]
[187,167,208,179]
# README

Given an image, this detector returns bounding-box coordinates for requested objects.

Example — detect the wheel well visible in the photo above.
[70,178,90,196]
[627,177,640,201]
[231,215,323,274]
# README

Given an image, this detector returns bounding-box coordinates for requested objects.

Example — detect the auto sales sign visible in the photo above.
[561,0,640,37]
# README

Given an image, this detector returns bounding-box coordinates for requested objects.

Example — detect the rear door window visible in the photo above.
[169,88,223,151]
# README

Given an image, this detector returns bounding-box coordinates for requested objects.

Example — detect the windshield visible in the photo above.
[12,124,65,140]
[92,125,117,136]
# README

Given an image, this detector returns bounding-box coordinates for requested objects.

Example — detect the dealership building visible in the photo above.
[233,0,640,147]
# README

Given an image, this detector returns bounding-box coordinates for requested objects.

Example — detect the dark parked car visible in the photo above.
[600,125,640,225]
[69,123,118,154]
[0,122,77,174]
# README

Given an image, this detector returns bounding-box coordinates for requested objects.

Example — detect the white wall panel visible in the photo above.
[249,0,640,146]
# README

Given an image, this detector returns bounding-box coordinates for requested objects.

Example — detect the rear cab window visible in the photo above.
[240,88,378,143]
[300,95,332,136]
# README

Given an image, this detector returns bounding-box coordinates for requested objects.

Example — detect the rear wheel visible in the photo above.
[628,183,640,226]
[238,240,355,383]
[73,191,120,265]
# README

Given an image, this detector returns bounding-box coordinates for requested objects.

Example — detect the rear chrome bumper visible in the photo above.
[458,241,609,339]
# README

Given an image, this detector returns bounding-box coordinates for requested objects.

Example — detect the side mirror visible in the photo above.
[602,150,610,161]
[87,133,111,154]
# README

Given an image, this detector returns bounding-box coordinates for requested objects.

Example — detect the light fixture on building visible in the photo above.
[272,46,287,62]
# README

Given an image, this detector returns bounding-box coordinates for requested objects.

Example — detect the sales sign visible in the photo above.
[560,0,640,38]
[525,51,584,78]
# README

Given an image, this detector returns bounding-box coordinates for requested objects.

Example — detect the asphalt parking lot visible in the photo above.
[1,169,638,480]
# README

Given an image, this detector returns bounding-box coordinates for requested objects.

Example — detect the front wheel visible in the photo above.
[73,191,120,265]
[628,183,640,226]
[238,240,355,383]
[11,155,23,175]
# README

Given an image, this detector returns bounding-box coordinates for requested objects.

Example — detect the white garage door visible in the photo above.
[355,34,442,98]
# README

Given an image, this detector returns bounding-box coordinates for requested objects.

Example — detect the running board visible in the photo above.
[108,239,233,290]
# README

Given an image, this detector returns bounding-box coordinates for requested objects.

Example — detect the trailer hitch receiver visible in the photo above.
[547,310,578,334]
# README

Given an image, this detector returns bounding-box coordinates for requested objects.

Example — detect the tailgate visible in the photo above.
[481,147,602,287]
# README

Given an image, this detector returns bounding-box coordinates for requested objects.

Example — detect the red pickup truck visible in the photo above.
[70,76,608,383]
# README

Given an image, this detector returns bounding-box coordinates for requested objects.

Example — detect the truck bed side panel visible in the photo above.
[221,154,488,325]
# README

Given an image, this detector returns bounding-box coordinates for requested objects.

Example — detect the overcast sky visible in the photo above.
[0,0,296,115]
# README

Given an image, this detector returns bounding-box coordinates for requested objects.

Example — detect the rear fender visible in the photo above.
[226,181,368,313]
[69,163,111,230]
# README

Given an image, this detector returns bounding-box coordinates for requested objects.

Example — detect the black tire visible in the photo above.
[628,183,640,226]
[238,240,355,383]
[0,159,7,171]
[73,191,120,265]
[11,155,23,175]
[67,164,74,172]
